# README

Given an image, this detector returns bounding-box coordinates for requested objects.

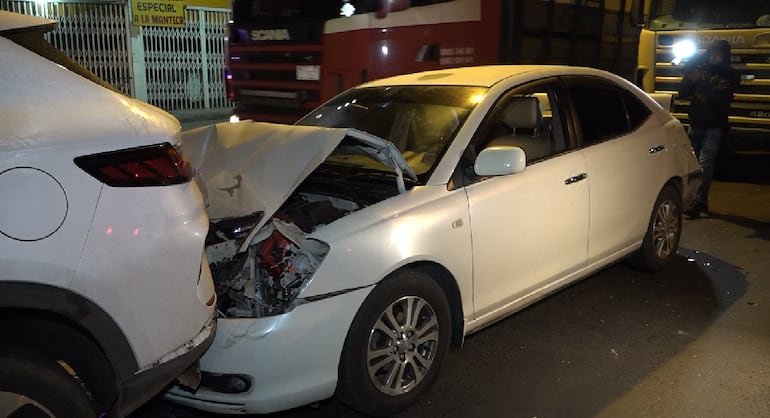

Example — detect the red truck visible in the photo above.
[227,0,639,123]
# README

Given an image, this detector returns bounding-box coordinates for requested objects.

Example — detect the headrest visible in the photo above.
[501,96,542,129]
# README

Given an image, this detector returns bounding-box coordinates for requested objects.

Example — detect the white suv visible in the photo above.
[0,11,216,417]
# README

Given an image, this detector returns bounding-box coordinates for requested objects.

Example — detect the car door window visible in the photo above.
[468,80,569,169]
[566,77,652,146]
[622,88,653,130]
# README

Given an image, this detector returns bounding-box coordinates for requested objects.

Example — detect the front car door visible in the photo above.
[459,78,589,323]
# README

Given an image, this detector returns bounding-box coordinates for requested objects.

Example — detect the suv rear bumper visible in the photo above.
[118,315,217,416]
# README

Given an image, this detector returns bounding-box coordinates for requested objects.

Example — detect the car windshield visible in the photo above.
[298,85,487,179]
[648,0,770,29]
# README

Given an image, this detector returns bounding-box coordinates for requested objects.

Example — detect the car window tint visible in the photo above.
[567,81,629,145]
[622,89,652,130]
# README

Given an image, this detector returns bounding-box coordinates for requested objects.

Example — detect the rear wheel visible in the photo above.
[337,270,451,416]
[631,185,682,272]
[0,350,97,418]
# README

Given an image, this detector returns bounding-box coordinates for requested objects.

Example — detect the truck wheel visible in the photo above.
[337,270,451,416]
[0,350,97,418]
[630,185,682,272]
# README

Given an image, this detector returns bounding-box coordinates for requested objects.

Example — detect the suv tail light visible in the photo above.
[74,143,192,187]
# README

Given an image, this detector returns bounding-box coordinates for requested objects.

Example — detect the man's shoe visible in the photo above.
[684,206,700,218]
[684,202,708,219]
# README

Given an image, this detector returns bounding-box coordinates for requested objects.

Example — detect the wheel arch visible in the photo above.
[642,176,682,220]
[665,176,683,200]
[0,281,139,413]
[336,260,462,415]
[637,177,682,239]
[387,261,465,349]
[629,178,684,272]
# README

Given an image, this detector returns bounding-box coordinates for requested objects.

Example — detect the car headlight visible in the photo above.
[672,40,697,65]
[207,218,330,318]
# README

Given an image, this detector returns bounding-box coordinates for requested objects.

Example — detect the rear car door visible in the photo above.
[562,76,667,265]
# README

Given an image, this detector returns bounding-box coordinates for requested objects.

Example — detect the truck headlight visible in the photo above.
[672,40,697,65]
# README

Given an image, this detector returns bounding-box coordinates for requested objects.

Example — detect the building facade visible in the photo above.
[2,0,231,116]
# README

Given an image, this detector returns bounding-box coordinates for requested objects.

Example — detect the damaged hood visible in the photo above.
[181,121,416,232]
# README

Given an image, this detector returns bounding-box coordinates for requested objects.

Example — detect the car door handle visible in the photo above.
[649,145,665,154]
[564,173,587,185]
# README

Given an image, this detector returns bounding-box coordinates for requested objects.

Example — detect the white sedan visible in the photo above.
[167,65,702,415]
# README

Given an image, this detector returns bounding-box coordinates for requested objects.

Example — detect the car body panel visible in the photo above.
[466,150,589,319]
[71,181,215,367]
[360,64,557,90]
[666,123,702,205]
[0,9,54,32]
[165,287,372,414]
[583,118,672,263]
[0,36,180,154]
[301,183,473,305]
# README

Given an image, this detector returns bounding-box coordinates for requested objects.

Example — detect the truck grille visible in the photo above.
[229,43,323,123]
[654,47,770,133]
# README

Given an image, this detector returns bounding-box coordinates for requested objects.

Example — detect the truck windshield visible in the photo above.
[648,0,770,30]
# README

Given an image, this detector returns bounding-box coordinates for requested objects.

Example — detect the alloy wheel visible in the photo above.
[0,391,56,418]
[366,296,440,396]
[652,199,679,259]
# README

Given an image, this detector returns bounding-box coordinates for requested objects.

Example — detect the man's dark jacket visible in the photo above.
[678,45,740,130]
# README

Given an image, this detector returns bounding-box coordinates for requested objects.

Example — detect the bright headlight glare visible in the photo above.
[673,40,697,60]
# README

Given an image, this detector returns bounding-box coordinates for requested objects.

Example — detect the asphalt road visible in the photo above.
[134,150,770,418]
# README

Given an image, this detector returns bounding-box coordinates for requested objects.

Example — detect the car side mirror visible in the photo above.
[474,146,526,176]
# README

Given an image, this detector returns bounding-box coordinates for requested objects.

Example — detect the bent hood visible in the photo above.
[180,121,416,238]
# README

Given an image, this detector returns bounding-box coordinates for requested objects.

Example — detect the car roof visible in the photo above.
[0,10,56,34]
[359,65,613,88]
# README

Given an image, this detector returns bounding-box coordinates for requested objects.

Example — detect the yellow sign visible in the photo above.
[132,0,185,27]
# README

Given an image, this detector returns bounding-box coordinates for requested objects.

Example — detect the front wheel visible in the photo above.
[630,185,682,272]
[0,349,97,418]
[337,270,451,416]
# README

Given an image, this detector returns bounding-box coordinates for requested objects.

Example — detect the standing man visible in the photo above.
[678,39,740,218]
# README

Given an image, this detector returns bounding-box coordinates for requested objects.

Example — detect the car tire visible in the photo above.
[630,185,682,272]
[336,270,451,417]
[0,349,97,418]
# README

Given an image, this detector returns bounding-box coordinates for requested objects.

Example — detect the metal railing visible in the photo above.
[2,1,231,113]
